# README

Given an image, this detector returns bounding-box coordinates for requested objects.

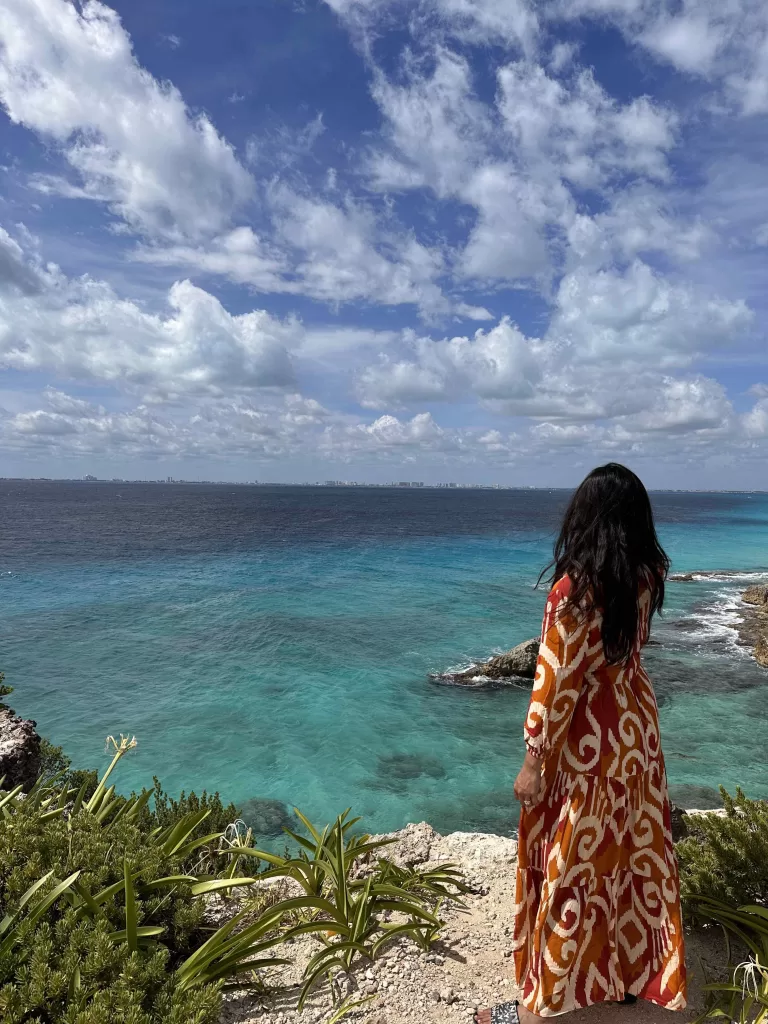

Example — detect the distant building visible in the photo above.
[398,481,411,487]
[410,481,424,487]
[83,474,98,481]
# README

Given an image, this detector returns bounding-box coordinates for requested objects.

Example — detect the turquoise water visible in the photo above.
[0,483,766,837]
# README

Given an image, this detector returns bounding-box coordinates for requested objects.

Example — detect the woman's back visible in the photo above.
[526,573,662,781]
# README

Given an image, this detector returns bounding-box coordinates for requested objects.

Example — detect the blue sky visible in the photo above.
[0,0,767,486]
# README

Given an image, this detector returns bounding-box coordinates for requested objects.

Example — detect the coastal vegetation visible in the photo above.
[678,790,768,1022]
[2,671,768,1023]
[0,714,467,1024]
[678,788,768,909]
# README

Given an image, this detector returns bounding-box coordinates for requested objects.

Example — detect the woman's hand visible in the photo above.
[514,750,543,811]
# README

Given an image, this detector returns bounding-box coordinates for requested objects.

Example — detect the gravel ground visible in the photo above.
[220,823,728,1024]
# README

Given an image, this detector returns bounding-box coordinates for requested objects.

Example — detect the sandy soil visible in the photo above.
[220,823,725,1024]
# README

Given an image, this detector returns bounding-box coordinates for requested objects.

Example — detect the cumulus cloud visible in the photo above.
[354,259,751,425]
[0,1,486,318]
[136,192,478,318]
[743,397,768,437]
[333,0,768,117]
[497,63,677,186]
[0,227,297,397]
[551,261,752,367]
[367,48,678,287]
[0,0,765,477]
[0,387,513,465]
[0,0,253,240]
[357,319,542,406]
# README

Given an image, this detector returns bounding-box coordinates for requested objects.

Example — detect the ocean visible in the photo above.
[1,482,766,839]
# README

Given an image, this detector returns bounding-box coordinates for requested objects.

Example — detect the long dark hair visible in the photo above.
[540,463,669,664]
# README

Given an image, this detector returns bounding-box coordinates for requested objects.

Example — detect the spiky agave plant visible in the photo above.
[232,808,468,1009]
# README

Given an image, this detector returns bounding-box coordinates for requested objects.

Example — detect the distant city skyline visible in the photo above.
[1,475,765,495]
[0,0,766,489]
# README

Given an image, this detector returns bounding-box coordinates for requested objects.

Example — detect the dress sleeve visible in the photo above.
[524,578,592,764]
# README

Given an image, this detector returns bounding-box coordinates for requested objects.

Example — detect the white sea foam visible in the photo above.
[663,584,754,659]
[670,570,767,582]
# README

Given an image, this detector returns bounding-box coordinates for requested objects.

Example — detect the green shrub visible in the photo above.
[38,736,98,797]
[0,737,289,1022]
[677,787,768,909]
[0,774,217,1021]
[0,719,469,1020]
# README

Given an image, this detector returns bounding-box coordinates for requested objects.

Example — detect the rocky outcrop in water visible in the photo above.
[0,707,41,791]
[742,583,768,607]
[432,637,539,688]
[739,583,768,668]
[741,584,768,659]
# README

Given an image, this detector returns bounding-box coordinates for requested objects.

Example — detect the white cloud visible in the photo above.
[357,318,541,406]
[355,258,751,421]
[136,191,485,319]
[551,260,751,367]
[0,0,765,478]
[324,0,538,51]
[367,50,678,287]
[557,0,768,115]
[497,63,677,187]
[271,190,449,312]
[565,191,712,268]
[368,49,490,198]
[624,376,734,434]
[0,227,297,397]
[0,0,253,241]
[743,397,768,437]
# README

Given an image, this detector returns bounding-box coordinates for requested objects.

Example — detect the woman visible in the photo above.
[476,464,687,1024]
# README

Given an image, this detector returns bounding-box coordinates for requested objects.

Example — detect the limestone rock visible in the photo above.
[742,583,768,607]
[739,583,768,668]
[433,637,539,688]
[0,708,41,791]
[371,822,518,874]
[481,638,540,680]
[371,821,437,868]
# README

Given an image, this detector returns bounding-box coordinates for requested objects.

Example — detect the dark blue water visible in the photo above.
[1,482,766,836]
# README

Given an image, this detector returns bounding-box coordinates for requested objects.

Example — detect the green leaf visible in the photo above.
[71,880,101,918]
[0,783,23,811]
[72,775,91,815]
[188,877,259,896]
[292,807,323,844]
[110,925,166,944]
[159,808,211,856]
[173,830,225,861]
[138,874,197,893]
[0,871,53,937]
[124,857,138,953]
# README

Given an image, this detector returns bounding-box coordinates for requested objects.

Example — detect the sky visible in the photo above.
[0,0,767,487]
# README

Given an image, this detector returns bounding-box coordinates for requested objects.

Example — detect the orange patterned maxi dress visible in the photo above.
[512,575,687,1016]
